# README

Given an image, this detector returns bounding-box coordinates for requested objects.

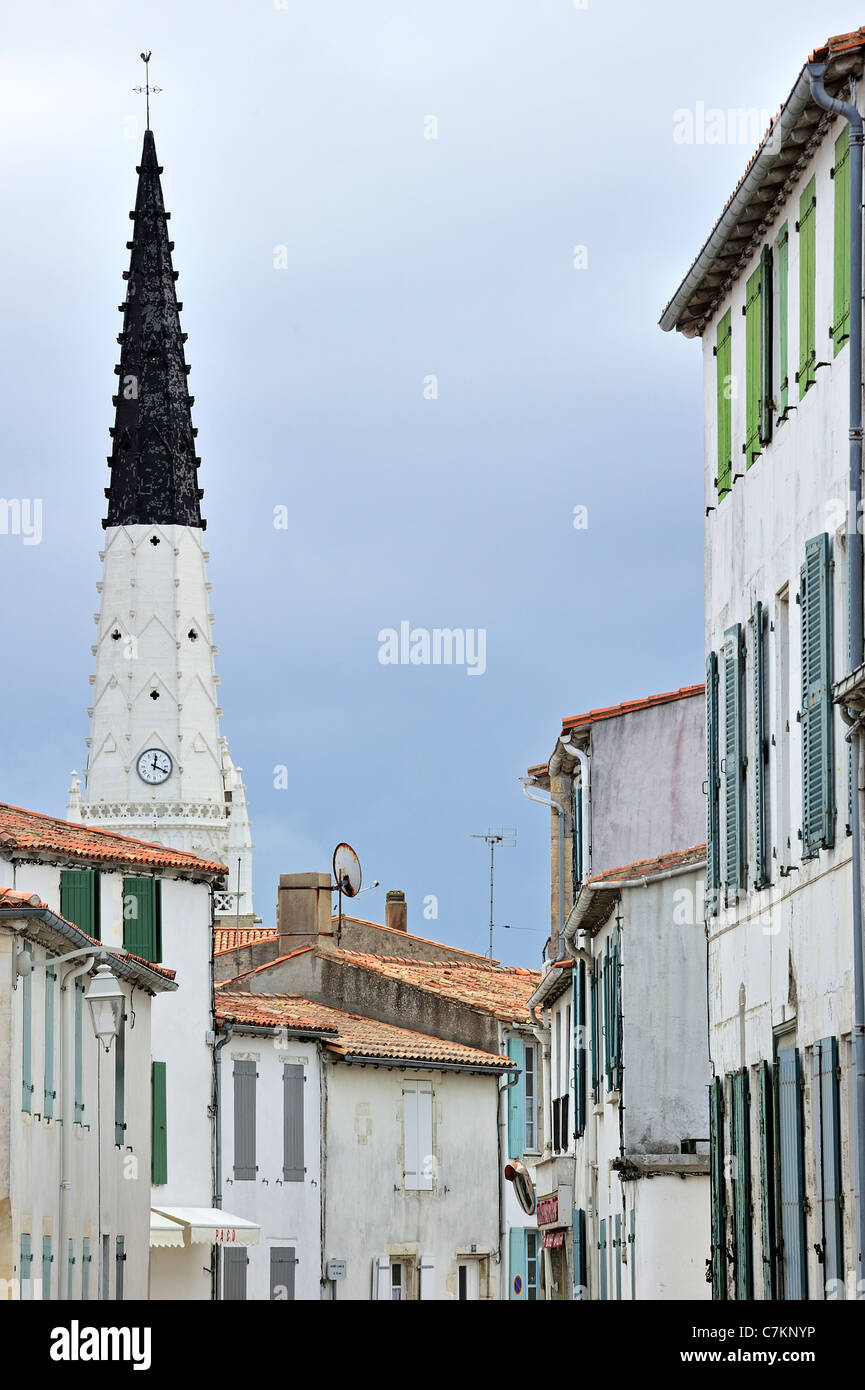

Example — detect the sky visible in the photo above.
[2,0,863,964]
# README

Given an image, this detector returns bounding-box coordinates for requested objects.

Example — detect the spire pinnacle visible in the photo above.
[133,51,161,131]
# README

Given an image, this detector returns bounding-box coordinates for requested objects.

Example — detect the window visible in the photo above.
[590,961,600,1104]
[709,1076,727,1300]
[151,1060,168,1185]
[800,534,835,857]
[523,1042,536,1151]
[233,1059,257,1180]
[403,1079,433,1191]
[753,602,770,888]
[270,1246,297,1300]
[603,930,621,1091]
[526,1231,539,1301]
[114,1005,126,1146]
[775,588,792,869]
[777,1042,807,1299]
[706,651,721,914]
[832,126,850,355]
[60,868,100,941]
[573,1210,587,1299]
[391,1261,403,1301]
[115,1235,125,1301]
[21,943,33,1113]
[457,1260,480,1301]
[282,1062,304,1181]
[42,1235,53,1301]
[797,176,817,395]
[20,1233,32,1300]
[573,963,586,1137]
[44,966,56,1119]
[122,876,161,961]
[715,309,733,499]
[74,978,84,1123]
[729,1069,753,1299]
[572,777,583,891]
[506,1037,524,1158]
[223,1247,248,1301]
[813,1036,844,1288]
[744,266,763,468]
[723,622,746,900]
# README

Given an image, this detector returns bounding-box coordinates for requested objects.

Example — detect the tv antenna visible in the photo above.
[470,828,516,961]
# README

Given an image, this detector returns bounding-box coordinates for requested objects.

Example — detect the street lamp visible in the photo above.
[85,962,125,1051]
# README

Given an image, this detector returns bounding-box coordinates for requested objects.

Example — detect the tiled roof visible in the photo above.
[0,887,177,985]
[215,989,514,1069]
[587,844,707,885]
[325,951,541,1022]
[214,926,277,955]
[331,916,495,962]
[0,802,227,877]
[0,888,45,910]
[561,685,704,734]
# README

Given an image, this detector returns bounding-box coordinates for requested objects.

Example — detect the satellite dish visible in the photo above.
[333,843,362,898]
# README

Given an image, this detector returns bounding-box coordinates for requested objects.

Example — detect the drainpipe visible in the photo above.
[211,1022,233,1300]
[521,780,568,954]
[808,61,865,1287]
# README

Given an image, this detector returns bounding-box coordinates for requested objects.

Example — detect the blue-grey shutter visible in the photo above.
[706,651,721,914]
[282,1063,305,1181]
[778,1047,808,1299]
[21,944,33,1113]
[224,1246,248,1300]
[115,1236,125,1301]
[44,966,56,1120]
[757,1059,777,1300]
[74,978,84,1122]
[114,1007,126,1146]
[233,1059,257,1180]
[270,1246,297,1300]
[598,1218,607,1300]
[614,1212,622,1300]
[813,1036,843,1289]
[724,623,746,902]
[590,960,600,1103]
[573,1208,587,1298]
[603,938,612,1085]
[800,534,834,857]
[730,1069,753,1299]
[629,1208,636,1300]
[610,928,622,1091]
[509,1228,527,1300]
[573,961,586,1137]
[81,1237,91,1300]
[753,603,769,887]
[709,1076,727,1300]
[20,1233,32,1297]
[42,1235,53,1300]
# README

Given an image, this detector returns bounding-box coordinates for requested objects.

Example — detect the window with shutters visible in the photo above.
[799,534,834,858]
[270,1245,297,1300]
[573,964,586,1138]
[760,245,773,447]
[572,777,583,893]
[598,1218,608,1301]
[233,1059,257,1180]
[797,177,817,395]
[709,1076,727,1300]
[753,603,770,889]
[706,651,721,914]
[151,1060,168,1185]
[44,966,56,1120]
[282,1062,304,1181]
[715,310,733,499]
[507,1036,524,1158]
[122,876,161,961]
[777,224,790,418]
[777,1042,807,1299]
[832,127,850,355]
[590,959,600,1105]
[757,1059,778,1301]
[573,1209,587,1299]
[60,868,100,941]
[114,1006,126,1147]
[20,1233,32,1300]
[523,1041,537,1151]
[74,978,85,1123]
[744,267,762,468]
[813,1036,844,1290]
[403,1079,434,1191]
[723,623,746,902]
[604,929,622,1092]
[223,1246,248,1301]
[42,1235,53,1301]
[526,1230,540,1300]
[21,943,33,1113]
[729,1069,753,1299]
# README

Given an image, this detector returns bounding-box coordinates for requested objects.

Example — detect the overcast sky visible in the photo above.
[1,0,861,962]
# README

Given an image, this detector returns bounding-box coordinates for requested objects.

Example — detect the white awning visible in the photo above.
[150,1210,186,1249]
[150,1206,261,1247]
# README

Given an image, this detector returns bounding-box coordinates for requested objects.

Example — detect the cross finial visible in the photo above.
[133,51,162,131]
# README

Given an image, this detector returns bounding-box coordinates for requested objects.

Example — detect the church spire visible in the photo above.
[104,128,204,530]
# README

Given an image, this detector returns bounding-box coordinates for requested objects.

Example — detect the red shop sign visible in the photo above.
[536,1194,559,1227]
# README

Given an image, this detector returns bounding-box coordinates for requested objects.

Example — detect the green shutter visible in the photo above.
[123,877,161,961]
[778,224,789,416]
[74,978,84,1123]
[506,1037,524,1160]
[800,534,834,857]
[573,961,586,1137]
[573,1208,587,1298]
[730,1069,754,1299]
[508,1227,527,1300]
[81,1237,91,1300]
[590,960,600,1104]
[21,943,33,1113]
[724,623,746,902]
[60,868,100,940]
[753,604,769,888]
[760,245,774,445]
[706,651,721,913]
[832,127,851,355]
[42,1234,53,1301]
[744,267,762,467]
[797,177,817,395]
[757,1059,777,1300]
[709,1076,727,1300]
[778,1047,808,1299]
[598,1218,608,1301]
[813,1036,844,1289]
[715,310,733,499]
[152,1059,168,1185]
[44,966,56,1120]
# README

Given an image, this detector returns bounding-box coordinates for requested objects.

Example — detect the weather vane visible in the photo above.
[133,51,162,130]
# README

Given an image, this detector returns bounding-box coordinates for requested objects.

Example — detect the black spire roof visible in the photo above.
[103,129,204,530]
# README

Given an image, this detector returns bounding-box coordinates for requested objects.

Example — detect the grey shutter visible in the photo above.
[778,1048,808,1299]
[753,603,769,887]
[270,1246,296,1300]
[709,1076,727,1300]
[282,1063,305,1182]
[800,534,835,857]
[115,1235,125,1301]
[706,651,721,913]
[757,1060,777,1300]
[724,623,746,902]
[730,1069,753,1300]
[233,1060,257,1180]
[813,1037,844,1288]
[223,1246,248,1300]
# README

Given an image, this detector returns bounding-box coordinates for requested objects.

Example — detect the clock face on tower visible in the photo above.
[136,749,173,785]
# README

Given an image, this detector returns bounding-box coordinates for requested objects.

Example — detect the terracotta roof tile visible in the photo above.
[330,916,496,962]
[561,685,704,734]
[214,926,278,955]
[323,951,541,1022]
[215,989,514,1069]
[0,888,46,910]
[587,844,707,885]
[0,802,228,877]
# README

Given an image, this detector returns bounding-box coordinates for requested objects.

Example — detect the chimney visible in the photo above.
[276,872,333,954]
[385,889,407,933]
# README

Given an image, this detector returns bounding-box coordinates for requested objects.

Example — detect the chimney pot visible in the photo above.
[385,889,407,933]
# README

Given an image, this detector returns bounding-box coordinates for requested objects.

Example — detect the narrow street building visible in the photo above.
[661,27,865,1301]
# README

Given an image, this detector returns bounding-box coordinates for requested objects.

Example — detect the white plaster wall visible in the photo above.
[630,1175,710,1300]
[220,1032,322,1300]
[324,1063,501,1300]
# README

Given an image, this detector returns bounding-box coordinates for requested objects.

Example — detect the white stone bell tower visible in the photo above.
[66,127,254,923]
